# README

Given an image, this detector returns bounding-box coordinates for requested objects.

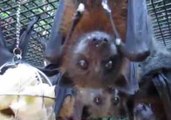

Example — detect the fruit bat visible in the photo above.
[45,0,152,89]
[58,87,129,120]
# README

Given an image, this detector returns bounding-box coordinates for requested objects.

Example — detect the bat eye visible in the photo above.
[105,60,113,70]
[94,96,103,105]
[78,59,88,70]
[112,96,120,106]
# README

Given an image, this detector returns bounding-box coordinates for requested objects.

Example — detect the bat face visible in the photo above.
[78,88,128,119]
[60,31,126,88]
[58,88,129,120]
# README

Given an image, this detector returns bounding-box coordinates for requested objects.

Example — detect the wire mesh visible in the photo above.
[147,0,171,50]
[0,0,59,67]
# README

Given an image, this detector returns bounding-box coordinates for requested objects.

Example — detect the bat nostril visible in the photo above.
[91,37,109,43]
[103,38,108,42]
[92,38,97,42]
[84,31,111,48]
[90,37,109,47]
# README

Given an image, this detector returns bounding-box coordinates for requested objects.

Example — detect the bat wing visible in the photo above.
[125,0,152,60]
[0,26,13,66]
[45,0,76,64]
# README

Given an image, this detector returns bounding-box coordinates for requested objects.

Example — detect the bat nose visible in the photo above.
[91,37,108,43]
[88,32,111,47]
[90,37,109,48]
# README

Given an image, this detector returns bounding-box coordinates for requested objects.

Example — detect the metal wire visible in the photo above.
[150,0,166,46]
[147,0,171,49]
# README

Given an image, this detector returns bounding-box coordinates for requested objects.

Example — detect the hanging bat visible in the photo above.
[45,0,154,119]
[58,87,130,120]
[45,0,151,89]
[57,83,164,120]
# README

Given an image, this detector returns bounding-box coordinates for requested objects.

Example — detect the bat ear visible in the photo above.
[0,27,13,66]
[0,26,6,47]
[124,0,152,61]
[19,16,40,54]
[0,17,39,66]
[45,0,76,64]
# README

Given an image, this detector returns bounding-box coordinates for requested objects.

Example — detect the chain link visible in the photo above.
[13,0,22,62]
[16,0,21,48]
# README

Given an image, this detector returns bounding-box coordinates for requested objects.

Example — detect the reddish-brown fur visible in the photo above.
[59,0,127,41]
[62,0,127,54]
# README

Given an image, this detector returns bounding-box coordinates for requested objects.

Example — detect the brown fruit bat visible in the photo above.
[46,0,153,118]
[45,0,151,89]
